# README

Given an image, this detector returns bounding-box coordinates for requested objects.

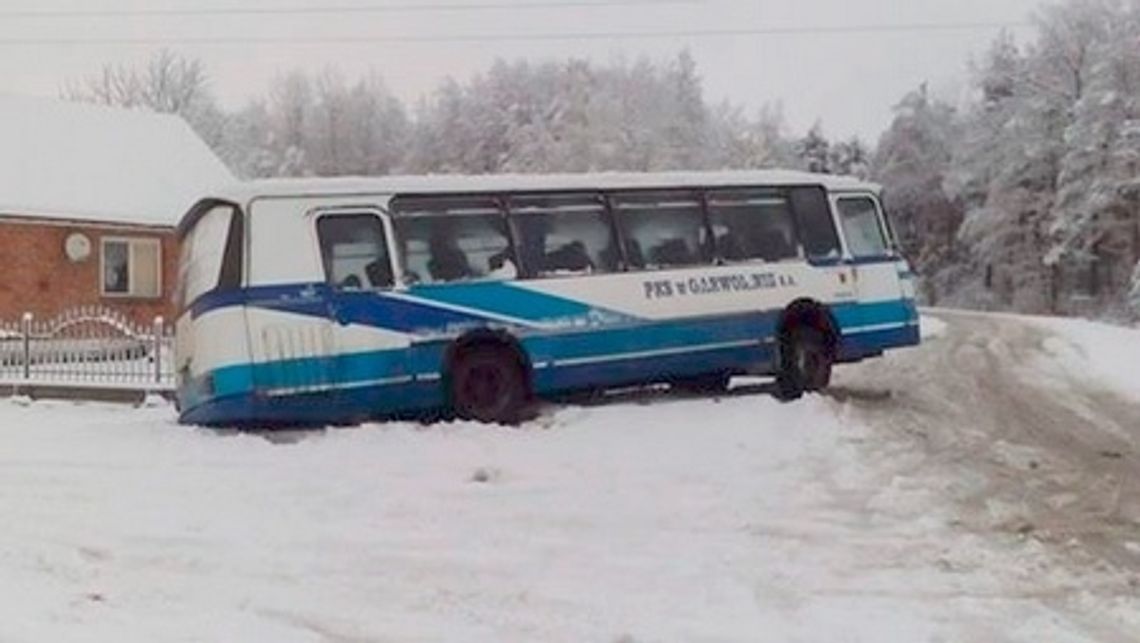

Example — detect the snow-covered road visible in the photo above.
[1,312,1139,642]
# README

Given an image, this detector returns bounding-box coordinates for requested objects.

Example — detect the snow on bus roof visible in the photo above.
[206,170,879,207]
[0,95,234,227]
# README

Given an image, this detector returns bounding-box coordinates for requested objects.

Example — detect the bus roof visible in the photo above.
[181,170,880,232]
[215,170,877,203]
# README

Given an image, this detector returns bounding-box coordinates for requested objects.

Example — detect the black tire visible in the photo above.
[450,345,529,424]
[671,372,731,395]
[775,326,832,401]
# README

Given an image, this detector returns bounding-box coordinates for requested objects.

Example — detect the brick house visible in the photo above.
[0,96,233,325]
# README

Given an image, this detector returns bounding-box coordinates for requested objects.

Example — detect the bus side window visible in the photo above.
[789,187,842,261]
[316,213,394,290]
[611,190,711,270]
[508,193,620,277]
[391,196,515,284]
[706,189,799,263]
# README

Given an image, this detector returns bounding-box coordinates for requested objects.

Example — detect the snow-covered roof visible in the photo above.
[206,170,880,208]
[0,95,235,227]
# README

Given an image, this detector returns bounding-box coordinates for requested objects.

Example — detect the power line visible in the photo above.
[0,0,699,19]
[0,22,1035,46]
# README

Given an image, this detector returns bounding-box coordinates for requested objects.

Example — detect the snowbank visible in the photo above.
[920,314,948,340]
[1031,316,1140,403]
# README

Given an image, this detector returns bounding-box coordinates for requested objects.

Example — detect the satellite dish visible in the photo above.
[65,232,92,263]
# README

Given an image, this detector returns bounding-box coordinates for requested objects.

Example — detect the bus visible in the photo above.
[174,171,919,426]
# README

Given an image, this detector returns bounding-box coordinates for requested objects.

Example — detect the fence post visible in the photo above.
[152,316,164,385]
[21,312,32,381]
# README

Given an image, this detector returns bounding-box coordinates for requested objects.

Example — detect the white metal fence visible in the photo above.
[0,306,174,392]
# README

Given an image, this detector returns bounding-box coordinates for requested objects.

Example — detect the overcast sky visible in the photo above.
[0,0,1046,142]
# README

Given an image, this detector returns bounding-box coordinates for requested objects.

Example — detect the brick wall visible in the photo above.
[0,216,177,325]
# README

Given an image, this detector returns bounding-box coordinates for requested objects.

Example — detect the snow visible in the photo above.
[920,314,948,339]
[0,95,234,227]
[0,391,1124,641]
[1030,316,1140,403]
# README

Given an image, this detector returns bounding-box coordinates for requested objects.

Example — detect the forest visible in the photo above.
[64,0,1140,320]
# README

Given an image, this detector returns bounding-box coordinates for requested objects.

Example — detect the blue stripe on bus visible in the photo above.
[182,343,773,427]
[406,282,627,323]
[190,281,638,329]
[181,297,919,424]
[329,291,493,333]
[181,322,920,428]
[195,281,915,338]
[200,314,773,401]
[832,299,918,331]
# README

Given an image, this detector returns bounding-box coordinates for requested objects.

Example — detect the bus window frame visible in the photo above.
[310,206,401,292]
[784,185,844,267]
[832,193,897,263]
[874,193,903,256]
[388,194,521,286]
[218,204,245,292]
[504,190,624,280]
[704,187,802,267]
[175,199,246,317]
[608,187,711,272]
[385,182,852,279]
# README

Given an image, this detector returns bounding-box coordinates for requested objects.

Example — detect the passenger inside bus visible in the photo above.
[648,238,696,266]
[365,257,394,288]
[427,228,474,282]
[543,239,594,272]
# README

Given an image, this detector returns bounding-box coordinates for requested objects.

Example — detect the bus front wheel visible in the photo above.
[450,345,529,425]
[776,326,832,401]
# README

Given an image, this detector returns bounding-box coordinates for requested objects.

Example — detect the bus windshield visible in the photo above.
[837,197,891,259]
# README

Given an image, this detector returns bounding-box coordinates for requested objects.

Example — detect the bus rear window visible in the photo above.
[788,187,841,261]
[177,203,241,312]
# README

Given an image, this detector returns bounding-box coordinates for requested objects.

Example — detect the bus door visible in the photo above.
[313,209,411,399]
[831,194,902,330]
[788,186,855,301]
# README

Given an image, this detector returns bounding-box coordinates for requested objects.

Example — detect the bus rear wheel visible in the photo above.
[450,345,528,425]
[776,326,832,401]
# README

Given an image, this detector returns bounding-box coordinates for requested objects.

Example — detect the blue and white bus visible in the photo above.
[174,171,919,426]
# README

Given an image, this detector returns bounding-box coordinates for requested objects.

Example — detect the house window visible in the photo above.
[102,237,162,298]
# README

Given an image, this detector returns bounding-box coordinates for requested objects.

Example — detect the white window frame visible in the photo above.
[831,193,894,261]
[310,208,401,291]
[100,236,163,299]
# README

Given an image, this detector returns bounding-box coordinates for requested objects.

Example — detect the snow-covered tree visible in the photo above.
[1047,0,1140,312]
[872,85,961,303]
[1130,261,1140,317]
[796,122,831,174]
[63,50,224,150]
[944,24,1073,313]
[64,50,209,115]
[829,138,870,178]
[707,102,795,170]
